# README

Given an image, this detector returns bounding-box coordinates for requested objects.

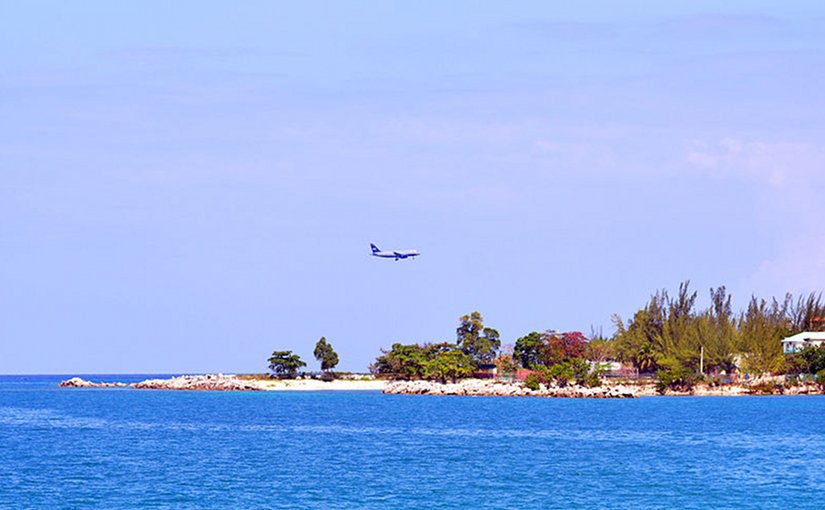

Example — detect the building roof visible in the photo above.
[781,331,825,343]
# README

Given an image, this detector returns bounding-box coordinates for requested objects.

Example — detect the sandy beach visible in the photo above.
[256,378,386,391]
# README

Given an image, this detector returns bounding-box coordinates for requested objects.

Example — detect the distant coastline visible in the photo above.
[58,374,824,397]
[58,374,384,392]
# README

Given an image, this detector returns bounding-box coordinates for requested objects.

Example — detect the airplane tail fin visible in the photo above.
[370,243,380,254]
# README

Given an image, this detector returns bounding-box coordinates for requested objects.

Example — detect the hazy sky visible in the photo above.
[2,1,824,374]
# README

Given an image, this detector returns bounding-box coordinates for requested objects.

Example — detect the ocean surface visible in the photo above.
[1,375,823,509]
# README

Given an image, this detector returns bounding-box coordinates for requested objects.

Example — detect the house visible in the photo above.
[782,331,825,354]
[474,364,497,379]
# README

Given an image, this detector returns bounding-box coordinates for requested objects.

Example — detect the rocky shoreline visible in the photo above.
[382,378,825,398]
[383,379,639,398]
[58,375,384,391]
[58,375,823,397]
[59,374,260,391]
[58,377,129,388]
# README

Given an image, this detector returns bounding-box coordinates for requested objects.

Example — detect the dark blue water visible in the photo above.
[1,376,823,509]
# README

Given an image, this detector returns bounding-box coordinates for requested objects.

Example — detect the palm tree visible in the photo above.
[636,342,657,373]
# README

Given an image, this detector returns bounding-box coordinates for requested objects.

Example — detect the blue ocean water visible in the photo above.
[1,376,823,509]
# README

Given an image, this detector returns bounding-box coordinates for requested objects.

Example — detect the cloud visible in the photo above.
[747,235,825,297]
[691,138,825,296]
[652,14,786,39]
[686,138,825,187]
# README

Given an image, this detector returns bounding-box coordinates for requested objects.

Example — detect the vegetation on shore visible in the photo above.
[266,337,342,380]
[611,282,825,391]
[267,350,307,379]
[370,311,602,387]
[265,283,824,392]
[314,337,340,381]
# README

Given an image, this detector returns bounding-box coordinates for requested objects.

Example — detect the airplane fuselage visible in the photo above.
[370,244,420,260]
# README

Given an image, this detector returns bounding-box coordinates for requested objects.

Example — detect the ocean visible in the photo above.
[0,375,823,509]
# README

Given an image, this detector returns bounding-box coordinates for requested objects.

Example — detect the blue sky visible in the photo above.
[2,1,824,373]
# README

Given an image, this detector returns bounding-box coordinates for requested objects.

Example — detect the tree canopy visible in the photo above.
[611,282,825,376]
[268,350,307,379]
[313,337,340,372]
[514,330,588,369]
[457,311,501,365]
[371,342,474,382]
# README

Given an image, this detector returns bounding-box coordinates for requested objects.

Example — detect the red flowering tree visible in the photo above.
[542,331,588,365]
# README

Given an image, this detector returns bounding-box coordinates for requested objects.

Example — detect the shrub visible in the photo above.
[747,381,779,395]
[816,369,825,390]
[582,372,602,388]
[655,361,700,394]
[320,371,336,382]
[524,373,541,391]
[547,363,574,387]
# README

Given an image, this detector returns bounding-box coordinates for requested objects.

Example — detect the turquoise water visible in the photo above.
[1,376,823,509]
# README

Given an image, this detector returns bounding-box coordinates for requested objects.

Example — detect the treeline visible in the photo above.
[611,282,825,378]
[371,312,500,382]
[267,337,340,380]
[371,311,601,386]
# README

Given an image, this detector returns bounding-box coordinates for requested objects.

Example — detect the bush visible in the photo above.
[747,381,779,395]
[320,371,336,382]
[582,372,602,388]
[547,363,574,387]
[816,369,825,390]
[524,373,541,391]
[655,362,700,394]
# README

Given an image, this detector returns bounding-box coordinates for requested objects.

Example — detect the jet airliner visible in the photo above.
[370,243,420,260]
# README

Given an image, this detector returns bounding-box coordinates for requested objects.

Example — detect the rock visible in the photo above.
[382,379,639,398]
[132,374,262,391]
[59,377,95,388]
[58,377,126,388]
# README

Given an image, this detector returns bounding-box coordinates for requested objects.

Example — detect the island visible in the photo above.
[58,285,825,398]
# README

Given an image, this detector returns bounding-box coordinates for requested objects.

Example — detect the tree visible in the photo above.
[268,350,307,379]
[737,296,788,374]
[313,337,340,372]
[543,331,587,365]
[371,343,428,380]
[494,344,520,375]
[371,341,479,382]
[795,345,825,375]
[457,312,501,364]
[515,330,589,368]
[586,338,613,364]
[611,282,814,377]
[422,343,475,383]
[514,331,544,369]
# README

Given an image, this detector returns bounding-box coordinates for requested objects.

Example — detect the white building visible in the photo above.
[782,331,825,354]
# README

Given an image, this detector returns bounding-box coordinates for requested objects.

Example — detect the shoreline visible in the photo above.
[59,375,385,392]
[58,375,824,397]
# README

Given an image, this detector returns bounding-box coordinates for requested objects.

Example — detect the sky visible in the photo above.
[2,1,825,374]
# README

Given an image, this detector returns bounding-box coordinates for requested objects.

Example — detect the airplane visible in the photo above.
[370,243,420,261]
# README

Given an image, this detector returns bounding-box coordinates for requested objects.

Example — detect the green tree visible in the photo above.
[817,369,825,390]
[422,343,475,383]
[371,343,428,380]
[313,337,340,372]
[795,345,825,375]
[789,292,825,332]
[268,350,307,379]
[612,282,825,378]
[457,311,501,364]
[737,296,788,374]
[514,331,544,369]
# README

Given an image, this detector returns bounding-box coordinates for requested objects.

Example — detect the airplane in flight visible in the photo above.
[370,243,420,261]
